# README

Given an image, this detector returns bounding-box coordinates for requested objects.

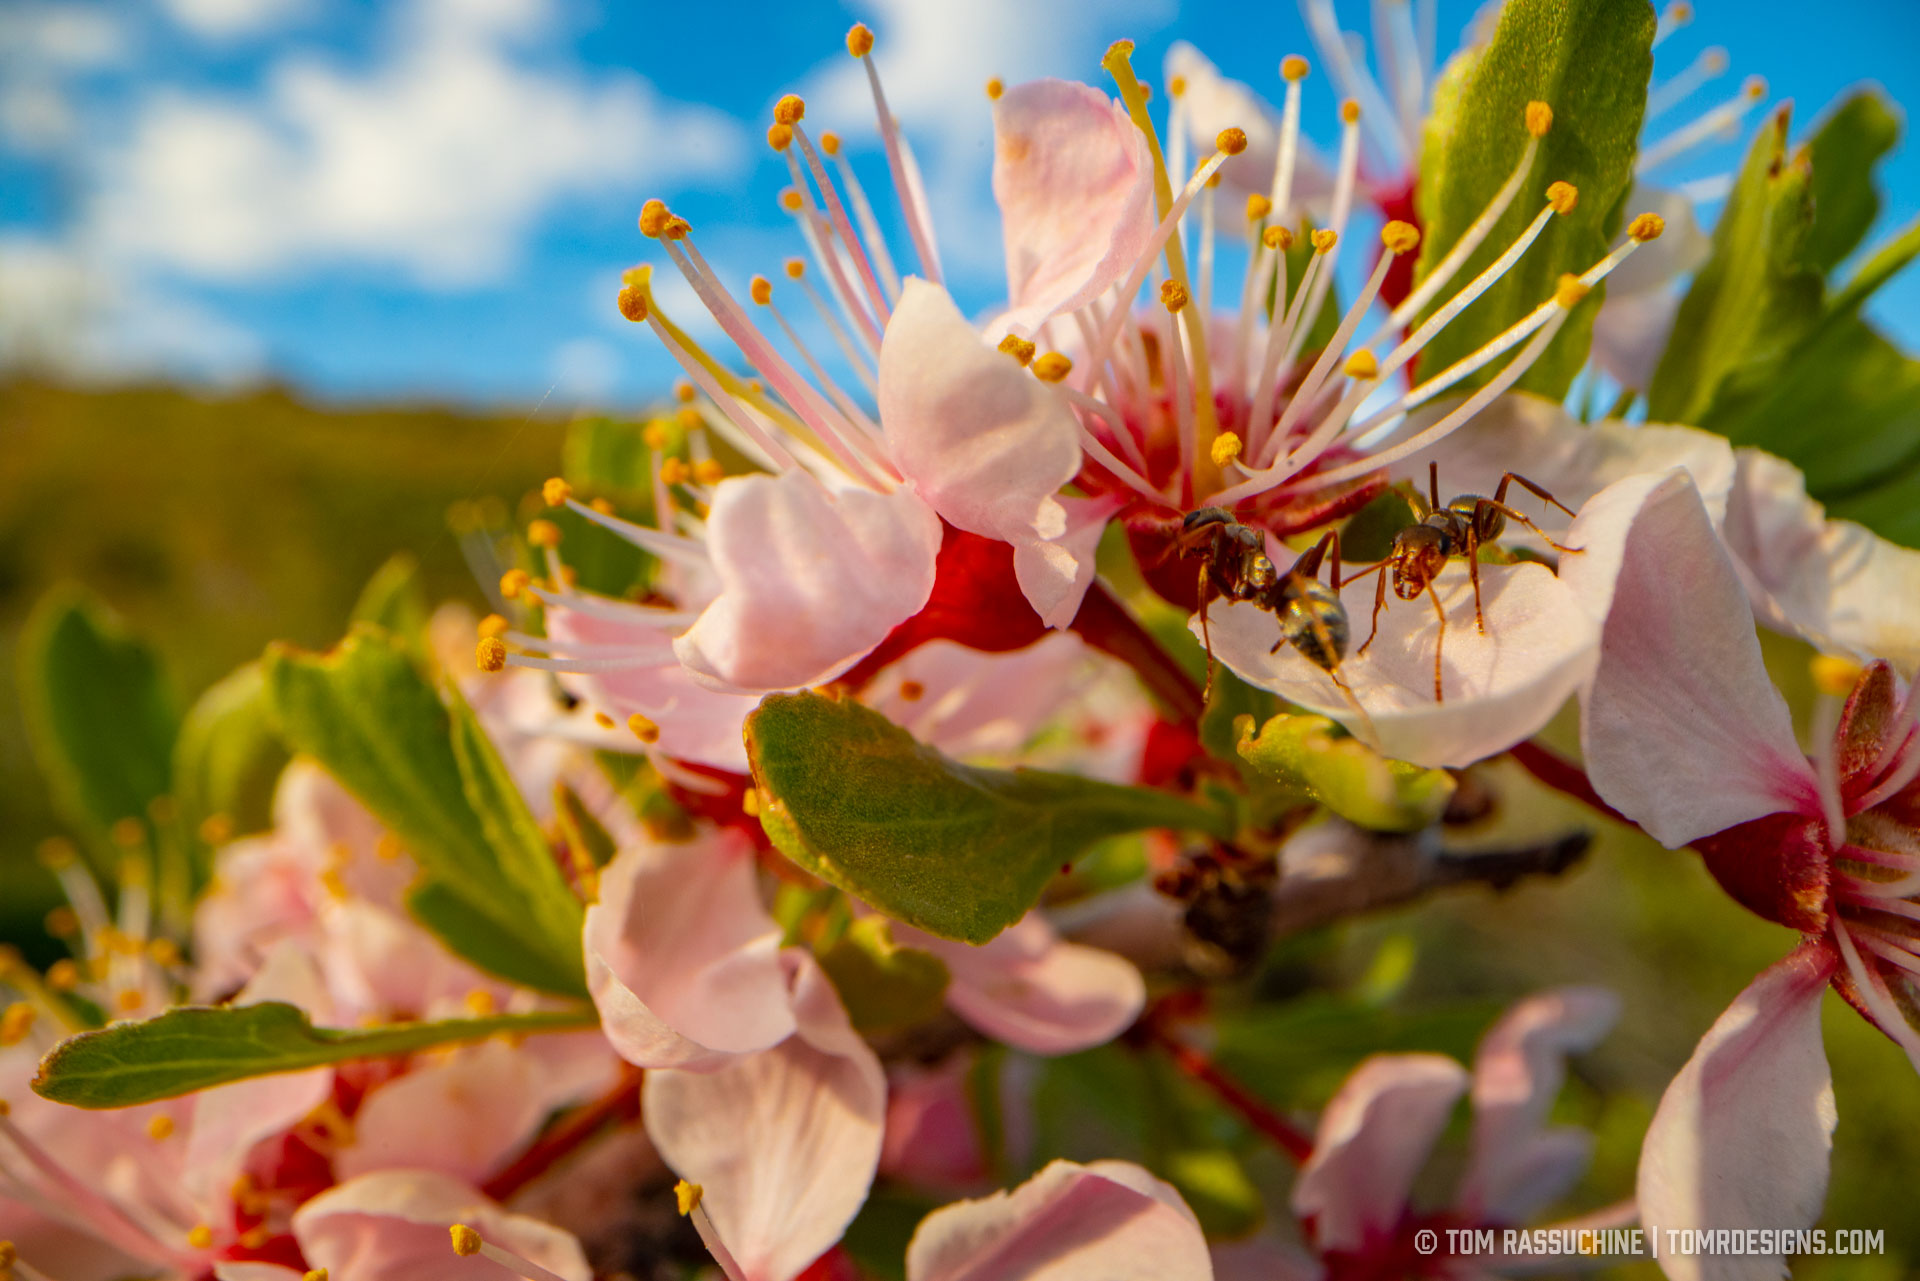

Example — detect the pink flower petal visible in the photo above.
[860,635,1103,764]
[674,471,942,692]
[881,280,1083,555]
[1577,472,1821,847]
[1722,448,1920,676]
[1458,986,1620,1224]
[1637,943,1839,1281]
[1013,493,1122,629]
[213,1265,303,1281]
[333,1040,558,1185]
[584,832,795,1071]
[644,953,885,1281]
[1292,1053,1468,1253]
[881,1056,991,1191]
[899,914,1145,1057]
[906,1159,1213,1281]
[993,79,1155,335]
[292,1169,590,1281]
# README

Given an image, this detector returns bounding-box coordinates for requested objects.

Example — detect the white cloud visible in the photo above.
[548,335,620,402]
[160,0,309,41]
[0,5,126,152]
[92,0,746,288]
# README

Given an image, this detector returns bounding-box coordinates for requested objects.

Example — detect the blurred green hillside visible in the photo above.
[0,378,565,944]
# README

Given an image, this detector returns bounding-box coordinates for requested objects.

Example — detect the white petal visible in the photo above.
[292,1169,590,1281]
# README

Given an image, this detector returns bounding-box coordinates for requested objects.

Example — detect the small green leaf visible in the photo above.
[553,782,617,870]
[17,587,179,851]
[1237,713,1455,833]
[816,917,951,1035]
[405,882,588,996]
[351,553,431,650]
[31,1001,597,1108]
[1413,0,1655,398]
[172,662,291,874]
[747,693,1230,943]
[1163,1148,1263,1238]
[1804,89,1902,273]
[543,503,654,598]
[562,415,676,498]
[263,625,584,995]
[1648,107,1821,423]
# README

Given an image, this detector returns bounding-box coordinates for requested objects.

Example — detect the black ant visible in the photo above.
[1348,464,1580,702]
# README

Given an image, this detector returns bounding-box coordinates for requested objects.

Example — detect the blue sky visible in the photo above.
[2,0,1916,412]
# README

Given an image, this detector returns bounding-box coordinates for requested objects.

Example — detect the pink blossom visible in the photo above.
[292,1169,590,1281]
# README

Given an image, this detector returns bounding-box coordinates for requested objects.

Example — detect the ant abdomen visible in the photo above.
[1275,578,1349,672]
[1449,495,1506,542]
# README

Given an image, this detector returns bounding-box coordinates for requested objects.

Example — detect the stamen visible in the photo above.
[1652,0,1693,48]
[851,25,944,284]
[1300,0,1404,170]
[449,1224,575,1281]
[1638,77,1768,172]
[1647,46,1730,119]
[786,260,879,393]
[790,120,892,325]
[477,638,507,673]
[0,1107,182,1265]
[563,498,710,566]
[629,714,661,745]
[755,286,890,462]
[1833,921,1920,1071]
[825,142,903,303]
[775,153,884,348]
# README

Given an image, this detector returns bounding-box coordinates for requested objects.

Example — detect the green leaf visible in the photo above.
[747,693,1230,943]
[542,502,654,598]
[1413,0,1655,399]
[553,782,617,870]
[17,587,179,850]
[172,662,291,871]
[562,415,675,497]
[31,1001,596,1108]
[1163,1148,1263,1238]
[1648,107,1821,423]
[1804,90,1902,274]
[263,625,585,995]
[351,553,431,649]
[405,882,588,995]
[816,917,951,1035]
[1237,713,1455,833]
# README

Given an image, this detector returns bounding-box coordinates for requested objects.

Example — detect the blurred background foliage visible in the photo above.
[2,379,1914,1276]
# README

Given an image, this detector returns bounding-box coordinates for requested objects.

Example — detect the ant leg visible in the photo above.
[1484,500,1584,555]
[1425,578,1447,703]
[1359,562,1388,656]
[1429,461,1441,512]
[1466,531,1487,635]
[1196,565,1217,703]
[1493,471,1576,519]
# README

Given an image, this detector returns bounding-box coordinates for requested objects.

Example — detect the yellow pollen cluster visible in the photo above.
[774,94,805,125]
[1744,75,1767,100]
[450,1225,482,1257]
[767,123,794,151]
[1344,350,1380,379]
[542,476,572,506]
[694,459,726,486]
[304,1269,329,1281]
[750,276,773,306]
[1340,99,1361,124]
[642,420,670,449]
[1246,193,1272,222]
[899,680,926,701]
[464,989,497,1017]
[527,519,562,549]
[592,710,615,729]
[0,1003,32,1046]
[1628,212,1666,242]
[188,1226,214,1251]
[629,713,661,744]
[1215,127,1248,156]
[1281,55,1309,82]
[1031,352,1073,383]
[1526,100,1554,137]
[784,257,806,279]
[1810,654,1864,697]
[45,905,77,938]
[1263,226,1294,251]
[1159,279,1190,313]
[676,1180,705,1215]
[1210,433,1243,467]
[672,378,696,402]
[1546,181,1579,214]
[1310,228,1338,253]
[846,23,874,57]
[47,960,79,991]
[998,333,1037,365]
[147,1114,175,1140]
[476,638,507,674]
[617,286,648,323]
[1380,220,1420,255]
[780,189,803,212]
[1704,47,1729,73]
[660,457,692,486]
[742,788,763,815]
[111,817,145,848]
[638,199,670,236]
[1555,274,1592,308]
[985,77,1004,100]
[1168,75,1188,98]
[499,568,531,600]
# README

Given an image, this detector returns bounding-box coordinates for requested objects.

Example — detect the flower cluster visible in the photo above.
[6,3,1920,1280]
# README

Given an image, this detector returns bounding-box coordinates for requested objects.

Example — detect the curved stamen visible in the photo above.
[1299,0,1405,170]
[851,29,944,284]
[564,498,711,567]
[1832,920,1920,1071]
[824,136,902,302]
[1647,45,1730,120]
[792,120,892,325]
[1638,76,1767,172]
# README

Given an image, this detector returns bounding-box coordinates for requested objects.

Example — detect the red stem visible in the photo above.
[1507,740,1635,828]
[1071,583,1205,724]
[481,1064,643,1200]
[1142,1022,1316,1163]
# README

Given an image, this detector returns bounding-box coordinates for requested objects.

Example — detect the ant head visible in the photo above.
[1391,525,1449,600]
[1182,506,1235,532]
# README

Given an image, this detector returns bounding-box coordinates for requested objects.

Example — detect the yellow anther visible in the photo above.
[1526,101,1553,137]
[1263,225,1294,251]
[1744,75,1767,100]
[846,23,874,57]
[898,680,926,702]
[784,257,806,279]
[1344,349,1381,379]
[998,333,1036,366]
[0,1243,15,1269]
[527,519,561,549]
[197,813,233,845]
[1215,127,1248,156]
[675,1180,704,1215]
[1340,99,1360,124]
[1310,228,1338,253]
[0,1004,32,1047]
[617,286,648,323]
[1628,212,1666,242]
[464,989,497,1017]
[629,713,660,745]
[766,123,793,151]
[1031,352,1073,383]
[1381,220,1420,255]
[542,477,572,507]
[1670,1,1694,22]
[1811,654,1864,697]
[985,77,1004,100]
[779,189,803,212]
[1704,47,1729,74]
[1546,181,1579,214]
[111,817,145,848]
[1555,274,1591,308]
[1246,193,1272,222]
[499,568,531,600]
[642,420,670,449]
[678,404,704,430]
[46,960,79,991]
[114,988,143,1014]
[478,613,509,641]
[187,1225,214,1250]
[450,1225,482,1257]
[638,199,670,237]
[661,216,690,241]
[477,638,508,674]
[693,459,726,486]
[774,94,805,125]
[660,457,692,486]
[146,1114,174,1140]
[37,837,77,869]
[671,379,695,402]
[149,938,180,967]
[820,131,841,155]
[304,1271,328,1281]
[376,834,404,862]
[0,1099,9,1117]
[592,711,615,729]
[1168,74,1188,97]
[45,906,78,938]
[750,276,773,306]
[1159,279,1190,313]
[742,788,763,816]
[1210,432,1244,468]
[1281,55,1309,81]
[589,497,614,515]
